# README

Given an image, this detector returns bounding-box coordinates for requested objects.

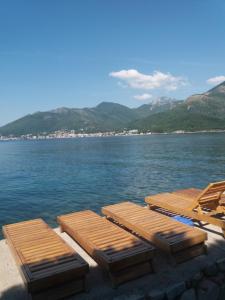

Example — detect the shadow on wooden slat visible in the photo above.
[105,215,207,265]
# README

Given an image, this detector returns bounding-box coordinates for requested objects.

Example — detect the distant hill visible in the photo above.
[1,81,225,136]
[134,97,182,118]
[0,98,178,136]
[130,81,225,132]
[0,102,135,136]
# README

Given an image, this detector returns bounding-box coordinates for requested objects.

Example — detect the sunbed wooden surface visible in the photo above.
[2,219,89,300]
[145,181,225,236]
[102,202,207,263]
[173,181,225,211]
[57,210,155,286]
[173,188,202,200]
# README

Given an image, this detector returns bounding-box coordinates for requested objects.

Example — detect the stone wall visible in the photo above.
[148,258,225,300]
[115,258,225,300]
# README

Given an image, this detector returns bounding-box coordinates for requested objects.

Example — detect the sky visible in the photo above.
[1,0,225,125]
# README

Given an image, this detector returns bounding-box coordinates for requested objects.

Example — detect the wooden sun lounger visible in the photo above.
[172,181,225,211]
[102,202,207,263]
[145,181,225,236]
[2,219,89,300]
[57,210,155,286]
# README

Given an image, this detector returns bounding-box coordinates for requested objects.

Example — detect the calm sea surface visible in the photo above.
[1,133,225,239]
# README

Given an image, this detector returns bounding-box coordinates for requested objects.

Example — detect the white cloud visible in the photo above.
[206,76,225,85]
[109,69,187,91]
[134,93,152,101]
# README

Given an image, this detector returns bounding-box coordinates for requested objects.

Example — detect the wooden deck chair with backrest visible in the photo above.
[2,219,89,300]
[145,181,225,237]
[102,202,207,264]
[57,210,155,287]
[172,181,225,213]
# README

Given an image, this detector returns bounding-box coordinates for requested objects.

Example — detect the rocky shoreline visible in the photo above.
[145,258,225,300]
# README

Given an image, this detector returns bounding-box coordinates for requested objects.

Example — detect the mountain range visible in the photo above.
[1,82,225,136]
[132,82,225,132]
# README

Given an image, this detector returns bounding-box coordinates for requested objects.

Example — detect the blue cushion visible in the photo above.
[172,215,194,226]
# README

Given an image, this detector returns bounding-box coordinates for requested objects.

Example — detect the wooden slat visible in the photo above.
[2,219,89,298]
[173,188,202,199]
[102,202,207,261]
[57,210,154,285]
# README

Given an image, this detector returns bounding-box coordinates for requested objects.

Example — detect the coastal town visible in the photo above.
[0,129,153,141]
[1,129,225,141]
